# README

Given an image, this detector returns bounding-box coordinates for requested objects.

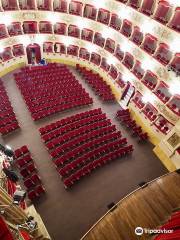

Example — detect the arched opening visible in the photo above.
[120,82,135,109]
[26,43,41,64]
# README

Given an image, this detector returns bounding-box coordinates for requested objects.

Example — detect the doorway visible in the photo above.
[26,43,41,64]
[119,82,135,109]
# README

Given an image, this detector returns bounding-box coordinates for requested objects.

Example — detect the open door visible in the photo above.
[119,82,135,109]
[26,43,41,64]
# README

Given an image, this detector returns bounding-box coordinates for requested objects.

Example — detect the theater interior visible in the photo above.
[0,0,180,239]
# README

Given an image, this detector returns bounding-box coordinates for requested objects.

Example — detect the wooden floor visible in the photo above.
[1,66,168,240]
[82,172,180,240]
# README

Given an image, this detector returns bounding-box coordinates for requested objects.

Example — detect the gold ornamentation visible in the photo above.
[154,25,164,38]
[22,12,36,20]
[75,40,84,47]
[48,35,57,41]
[162,29,172,41]
[167,133,180,148]
[133,48,143,60]
[98,49,106,57]
[156,67,169,80]
[133,81,143,91]
[156,102,179,123]
[5,38,17,45]
[62,15,71,23]
[107,1,116,11]
[116,64,123,72]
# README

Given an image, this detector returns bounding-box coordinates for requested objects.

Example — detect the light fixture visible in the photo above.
[122,72,133,82]
[120,41,132,52]
[5,145,12,150]
[119,6,130,20]
[0,46,4,53]
[101,28,110,39]
[169,38,179,53]
[169,80,180,95]
[141,57,155,71]
[106,56,117,65]
[93,0,106,9]
[168,0,180,7]
[20,35,31,46]
[48,13,59,25]
[142,92,156,103]
[3,15,12,26]
[140,20,154,34]
[63,37,73,47]
[35,35,45,45]
[76,19,88,30]
[87,44,97,53]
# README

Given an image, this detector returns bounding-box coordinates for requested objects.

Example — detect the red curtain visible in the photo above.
[26,43,41,64]
[0,216,14,240]
[20,230,32,240]
[121,82,131,100]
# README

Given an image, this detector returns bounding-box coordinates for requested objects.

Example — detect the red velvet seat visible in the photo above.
[21,145,29,154]
[35,185,45,195]
[31,174,41,184]
[20,168,30,178]
[24,178,35,189]
[140,0,154,16]
[154,1,171,24]
[28,190,38,200]
[16,158,26,168]
[169,7,180,32]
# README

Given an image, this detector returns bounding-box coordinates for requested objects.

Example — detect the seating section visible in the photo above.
[14,145,45,200]
[0,79,20,135]
[14,63,93,121]
[154,210,180,240]
[116,109,148,142]
[76,64,116,102]
[39,108,133,189]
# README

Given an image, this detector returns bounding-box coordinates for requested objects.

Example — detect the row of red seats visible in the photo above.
[14,145,29,158]
[116,109,148,142]
[33,99,92,121]
[53,133,126,167]
[76,64,116,102]
[116,0,180,32]
[14,146,45,201]
[41,111,108,142]
[46,124,116,151]
[63,145,133,188]
[40,108,133,188]
[39,108,102,135]
[42,119,111,143]
[58,135,127,177]
[154,210,180,240]
[2,1,179,33]
[0,80,20,135]
[51,130,122,159]
[14,64,93,121]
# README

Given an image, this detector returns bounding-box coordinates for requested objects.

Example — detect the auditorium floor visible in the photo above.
[2,67,167,240]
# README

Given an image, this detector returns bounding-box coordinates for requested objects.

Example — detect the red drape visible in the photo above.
[121,82,131,100]
[0,216,14,240]
[26,43,41,64]
[20,230,32,240]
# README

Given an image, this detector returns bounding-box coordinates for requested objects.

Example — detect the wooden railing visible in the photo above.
[80,170,180,239]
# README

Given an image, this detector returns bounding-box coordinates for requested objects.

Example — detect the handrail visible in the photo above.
[80,170,178,239]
